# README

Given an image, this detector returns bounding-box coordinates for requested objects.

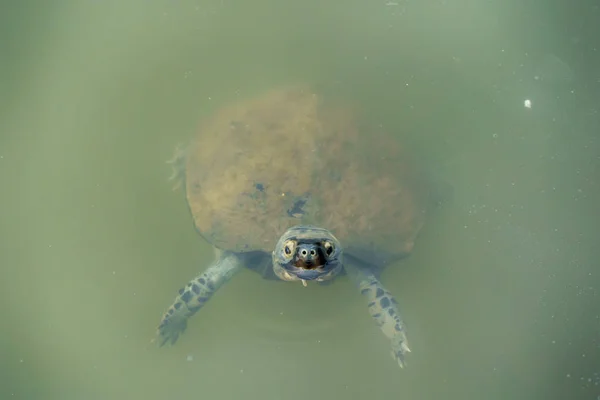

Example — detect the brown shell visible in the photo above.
[183,84,429,267]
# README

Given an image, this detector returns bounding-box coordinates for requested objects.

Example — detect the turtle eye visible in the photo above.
[283,240,295,259]
[323,241,334,258]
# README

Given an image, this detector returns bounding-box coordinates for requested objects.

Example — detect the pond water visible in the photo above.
[1,1,598,399]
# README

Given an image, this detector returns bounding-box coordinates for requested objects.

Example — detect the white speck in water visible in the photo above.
[186,354,193,362]
[524,99,532,108]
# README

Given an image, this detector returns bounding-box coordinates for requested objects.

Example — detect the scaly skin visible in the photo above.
[156,251,242,346]
[344,261,411,368]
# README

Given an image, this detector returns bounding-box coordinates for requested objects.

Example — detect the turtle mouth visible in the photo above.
[284,242,338,281]
[279,263,340,282]
[287,265,327,280]
[272,225,344,284]
[289,247,336,281]
[273,242,342,283]
[293,246,326,270]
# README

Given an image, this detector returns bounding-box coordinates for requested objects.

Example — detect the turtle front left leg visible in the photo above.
[155,250,242,346]
[345,262,411,368]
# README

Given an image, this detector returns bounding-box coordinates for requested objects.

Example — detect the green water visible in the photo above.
[1,1,598,399]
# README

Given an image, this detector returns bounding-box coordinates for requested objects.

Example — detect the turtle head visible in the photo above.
[272,225,343,284]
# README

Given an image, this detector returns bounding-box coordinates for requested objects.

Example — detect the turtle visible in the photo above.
[155,84,432,368]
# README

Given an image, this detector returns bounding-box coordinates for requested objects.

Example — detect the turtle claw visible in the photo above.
[390,329,410,368]
[397,358,405,368]
[156,306,190,347]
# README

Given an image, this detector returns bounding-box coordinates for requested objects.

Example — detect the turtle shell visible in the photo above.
[182,84,429,270]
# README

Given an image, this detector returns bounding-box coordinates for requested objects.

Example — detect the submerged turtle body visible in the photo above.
[183,85,426,270]
[157,84,431,368]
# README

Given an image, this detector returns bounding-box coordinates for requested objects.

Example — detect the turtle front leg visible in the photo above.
[344,262,411,368]
[155,250,242,346]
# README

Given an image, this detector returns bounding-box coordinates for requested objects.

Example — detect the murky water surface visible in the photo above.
[1,1,598,399]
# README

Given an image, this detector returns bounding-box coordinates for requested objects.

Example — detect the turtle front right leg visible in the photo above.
[344,261,411,368]
[155,251,242,346]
